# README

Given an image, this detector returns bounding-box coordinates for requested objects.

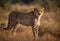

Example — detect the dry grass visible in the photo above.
[0,4,60,41]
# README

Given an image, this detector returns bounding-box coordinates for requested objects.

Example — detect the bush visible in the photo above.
[4,2,12,11]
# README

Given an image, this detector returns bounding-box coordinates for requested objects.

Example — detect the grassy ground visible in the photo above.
[0,4,60,41]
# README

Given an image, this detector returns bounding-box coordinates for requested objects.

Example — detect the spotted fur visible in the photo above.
[3,8,44,38]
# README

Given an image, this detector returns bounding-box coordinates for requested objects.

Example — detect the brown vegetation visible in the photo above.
[0,0,60,41]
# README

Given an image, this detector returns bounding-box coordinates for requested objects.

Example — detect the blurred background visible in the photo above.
[0,0,60,41]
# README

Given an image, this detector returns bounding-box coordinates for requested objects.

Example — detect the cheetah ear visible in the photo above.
[34,8,38,11]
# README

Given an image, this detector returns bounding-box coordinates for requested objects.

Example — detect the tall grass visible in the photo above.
[0,2,60,41]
